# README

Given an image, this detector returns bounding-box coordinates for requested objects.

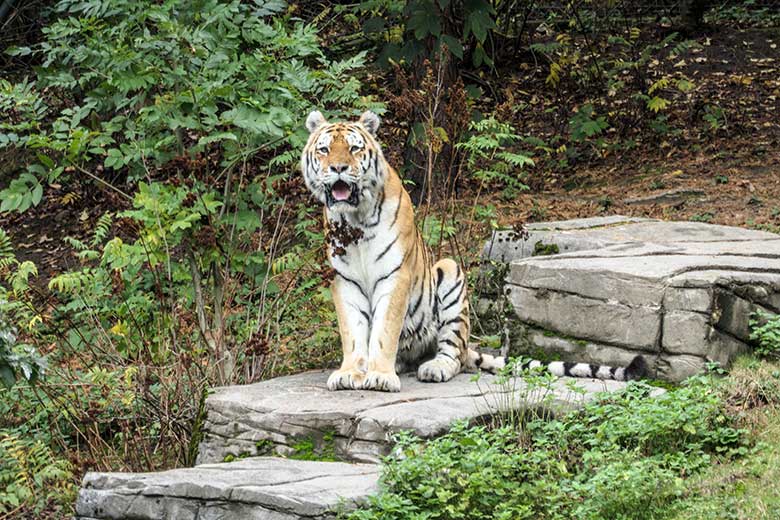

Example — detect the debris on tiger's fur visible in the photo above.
[326,219,364,257]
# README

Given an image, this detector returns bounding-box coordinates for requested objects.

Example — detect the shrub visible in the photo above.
[750,311,780,359]
[0,0,375,508]
[348,377,748,520]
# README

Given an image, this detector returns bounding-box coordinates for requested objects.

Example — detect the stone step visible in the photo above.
[74,457,379,520]
[196,369,629,464]
[481,217,780,381]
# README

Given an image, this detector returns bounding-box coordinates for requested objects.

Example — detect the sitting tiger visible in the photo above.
[301,110,648,392]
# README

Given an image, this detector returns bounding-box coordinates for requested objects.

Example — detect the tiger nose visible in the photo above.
[329,164,349,174]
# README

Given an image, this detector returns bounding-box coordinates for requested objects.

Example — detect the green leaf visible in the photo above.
[363,17,386,34]
[647,96,671,113]
[440,34,464,59]
[407,5,442,39]
[0,362,15,388]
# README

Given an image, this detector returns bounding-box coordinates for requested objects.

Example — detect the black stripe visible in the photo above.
[412,315,426,336]
[440,339,459,348]
[441,279,463,302]
[334,269,367,298]
[375,235,398,262]
[390,199,401,227]
[563,362,576,377]
[439,351,456,361]
[610,366,618,378]
[589,364,600,376]
[372,262,402,294]
[475,354,483,367]
[440,295,461,313]
[363,190,385,228]
[408,292,424,318]
[442,316,464,328]
[453,328,466,347]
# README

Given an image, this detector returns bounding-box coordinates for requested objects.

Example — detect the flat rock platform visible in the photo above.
[482,216,780,381]
[196,369,626,465]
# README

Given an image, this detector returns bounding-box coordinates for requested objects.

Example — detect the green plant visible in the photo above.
[750,311,780,359]
[456,117,534,198]
[349,376,747,520]
[0,431,75,516]
[691,212,715,223]
[1,0,375,211]
[532,241,559,256]
[569,103,608,143]
[0,0,371,505]
[703,104,727,131]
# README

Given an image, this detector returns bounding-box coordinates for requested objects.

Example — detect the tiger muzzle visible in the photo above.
[326,179,359,207]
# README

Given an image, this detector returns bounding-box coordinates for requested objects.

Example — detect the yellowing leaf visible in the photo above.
[647,96,670,113]
[109,321,129,337]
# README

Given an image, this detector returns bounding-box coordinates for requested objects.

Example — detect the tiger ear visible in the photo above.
[359,111,380,136]
[305,111,327,133]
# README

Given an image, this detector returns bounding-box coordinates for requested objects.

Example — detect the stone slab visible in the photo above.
[197,369,632,464]
[483,218,779,265]
[507,285,661,350]
[74,457,379,520]
[483,217,780,381]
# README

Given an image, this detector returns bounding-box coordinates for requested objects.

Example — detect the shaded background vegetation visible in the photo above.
[1,0,780,517]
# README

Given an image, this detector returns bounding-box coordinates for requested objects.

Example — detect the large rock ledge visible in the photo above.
[74,457,379,520]
[196,369,631,465]
[482,217,780,381]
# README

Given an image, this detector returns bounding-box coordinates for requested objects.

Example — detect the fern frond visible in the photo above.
[92,212,113,246]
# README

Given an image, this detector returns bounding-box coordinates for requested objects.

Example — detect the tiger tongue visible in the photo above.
[332,181,352,201]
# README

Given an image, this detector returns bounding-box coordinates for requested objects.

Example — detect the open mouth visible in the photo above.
[326,180,359,207]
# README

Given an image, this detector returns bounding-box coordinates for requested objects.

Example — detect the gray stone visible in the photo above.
[623,188,705,206]
[507,285,661,350]
[508,323,657,372]
[198,369,632,465]
[485,216,780,381]
[484,218,780,265]
[74,457,379,520]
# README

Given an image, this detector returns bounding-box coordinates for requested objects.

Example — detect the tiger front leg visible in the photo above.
[328,277,370,391]
[363,272,411,392]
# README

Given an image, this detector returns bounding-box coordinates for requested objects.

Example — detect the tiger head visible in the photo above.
[300,110,385,215]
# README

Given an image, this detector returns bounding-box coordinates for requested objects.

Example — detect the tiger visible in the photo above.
[301,110,648,392]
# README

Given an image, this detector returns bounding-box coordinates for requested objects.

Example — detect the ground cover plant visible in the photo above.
[346,367,757,520]
[1,0,780,517]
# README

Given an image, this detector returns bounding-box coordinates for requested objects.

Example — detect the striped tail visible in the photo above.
[467,350,649,382]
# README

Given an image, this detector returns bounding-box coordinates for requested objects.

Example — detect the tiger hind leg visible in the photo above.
[417,259,469,383]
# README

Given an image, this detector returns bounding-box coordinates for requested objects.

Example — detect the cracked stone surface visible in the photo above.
[483,217,780,381]
[197,369,630,465]
[74,457,379,520]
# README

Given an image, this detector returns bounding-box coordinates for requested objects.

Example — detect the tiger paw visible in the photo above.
[417,357,460,383]
[326,369,366,391]
[362,371,401,392]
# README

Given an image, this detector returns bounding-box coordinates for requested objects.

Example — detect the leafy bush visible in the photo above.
[1,0,375,207]
[750,311,780,359]
[349,377,748,520]
[0,0,375,507]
